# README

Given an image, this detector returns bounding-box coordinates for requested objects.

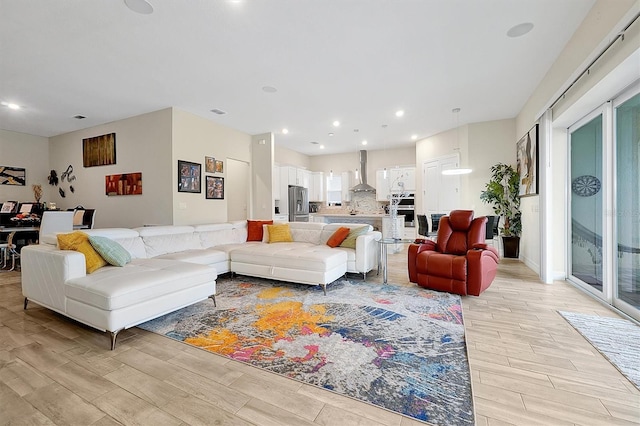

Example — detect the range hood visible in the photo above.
[350,150,376,193]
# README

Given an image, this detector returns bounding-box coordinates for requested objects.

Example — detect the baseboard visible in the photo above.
[522,256,540,275]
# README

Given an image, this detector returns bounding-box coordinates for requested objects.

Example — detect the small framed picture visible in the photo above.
[215,159,224,173]
[178,160,201,193]
[205,156,216,173]
[206,176,224,199]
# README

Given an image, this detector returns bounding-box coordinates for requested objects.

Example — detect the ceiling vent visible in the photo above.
[210,108,226,115]
[73,115,86,119]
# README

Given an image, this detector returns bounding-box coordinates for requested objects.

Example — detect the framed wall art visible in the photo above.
[206,176,224,199]
[0,166,26,185]
[205,156,216,173]
[516,124,538,197]
[83,133,116,167]
[214,159,224,173]
[178,160,201,193]
[105,172,143,196]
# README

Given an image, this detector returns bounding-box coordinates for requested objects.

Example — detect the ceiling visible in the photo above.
[0,0,596,156]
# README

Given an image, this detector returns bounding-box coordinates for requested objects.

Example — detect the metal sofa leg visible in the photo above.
[110,329,122,350]
[23,297,28,310]
[209,294,217,307]
[322,284,327,296]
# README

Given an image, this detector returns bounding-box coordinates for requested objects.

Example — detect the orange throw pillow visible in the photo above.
[247,220,273,241]
[326,227,351,248]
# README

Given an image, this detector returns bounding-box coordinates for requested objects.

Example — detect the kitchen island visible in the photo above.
[313,214,404,235]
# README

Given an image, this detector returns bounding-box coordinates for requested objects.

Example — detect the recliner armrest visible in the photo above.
[408,242,436,283]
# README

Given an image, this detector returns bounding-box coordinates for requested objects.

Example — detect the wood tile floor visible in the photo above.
[1,249,638,425]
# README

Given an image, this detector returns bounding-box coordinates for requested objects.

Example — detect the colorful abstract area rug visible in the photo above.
[139,276,474,425]
[559,311,640,390]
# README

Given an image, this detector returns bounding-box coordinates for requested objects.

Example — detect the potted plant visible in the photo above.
[480,163,522,258]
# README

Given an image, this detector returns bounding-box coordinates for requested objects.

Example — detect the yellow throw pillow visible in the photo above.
[267,223,293,243]
[57,231,107,273]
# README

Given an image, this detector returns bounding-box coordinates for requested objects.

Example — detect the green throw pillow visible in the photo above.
[339,226,369,249]
[89,236,131,267]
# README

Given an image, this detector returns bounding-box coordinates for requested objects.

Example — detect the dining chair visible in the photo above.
[417,214,429,238]
[38,211,74,243]
[83,209,96,229]
[1,231,19,271]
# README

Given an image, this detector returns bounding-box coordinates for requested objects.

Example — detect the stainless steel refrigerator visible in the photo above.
[288,185,309,222]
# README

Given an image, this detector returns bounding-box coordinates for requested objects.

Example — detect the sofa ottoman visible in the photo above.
[230,242,348,293]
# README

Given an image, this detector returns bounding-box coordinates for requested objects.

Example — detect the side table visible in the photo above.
[377,238,414,284]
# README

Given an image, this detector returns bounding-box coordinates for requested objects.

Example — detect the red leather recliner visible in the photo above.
[408,210,499,296]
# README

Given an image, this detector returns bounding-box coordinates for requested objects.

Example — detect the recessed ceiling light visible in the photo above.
[361,140,367,145]
[319,145,325,149]
[332,120,340,127]
[507,22,534,38]
[328,132,334,137]
[262,86,277,93]
[411,134,418,140]
[381,124,388,128]
[353,129,359,133]
[282,128,289,134]
[124,0,153,14]
[1,102,20,110]
[395,110,404,117]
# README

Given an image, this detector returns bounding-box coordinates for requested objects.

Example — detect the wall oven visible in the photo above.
[396,194,415,227]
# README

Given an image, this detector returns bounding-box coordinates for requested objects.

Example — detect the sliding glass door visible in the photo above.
[614,91,640,315]
[569,84,639,321]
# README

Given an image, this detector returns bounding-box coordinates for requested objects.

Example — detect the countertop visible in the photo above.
[313,213,403,218]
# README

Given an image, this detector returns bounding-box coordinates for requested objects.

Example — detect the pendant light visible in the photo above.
[442,108,472,175]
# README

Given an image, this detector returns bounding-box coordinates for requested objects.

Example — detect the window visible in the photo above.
[326,175,342,205]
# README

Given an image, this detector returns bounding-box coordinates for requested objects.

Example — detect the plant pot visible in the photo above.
[501,236,520,258]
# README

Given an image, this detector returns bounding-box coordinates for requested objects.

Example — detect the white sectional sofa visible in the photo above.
[21,221,381,349]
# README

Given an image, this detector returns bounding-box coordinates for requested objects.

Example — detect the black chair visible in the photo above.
[485,215,496,239]
[430,214,444,233]
[417,215,429,238]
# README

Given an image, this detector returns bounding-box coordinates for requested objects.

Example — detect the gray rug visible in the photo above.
[559,311,640,390]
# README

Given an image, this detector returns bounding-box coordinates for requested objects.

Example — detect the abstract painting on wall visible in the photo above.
[0,166,26,186]
[106,172,142,196]
[516,124,538,197]
[83,132,116,167]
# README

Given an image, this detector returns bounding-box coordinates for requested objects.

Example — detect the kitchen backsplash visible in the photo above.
[314,192,386,215]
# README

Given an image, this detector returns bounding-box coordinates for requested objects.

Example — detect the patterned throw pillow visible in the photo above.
[247,220,273,241]
[89,236,132,267]
[326,227,350,248]
[339,226,370,249]
[57,231,107,273]
[267,223,293,243]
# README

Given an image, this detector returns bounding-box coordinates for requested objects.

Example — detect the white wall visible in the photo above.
[309,147,416,183]
[48,108,173,228]
[275,145,311,169]
[514,0,637,275]
[0,129,50,203]
[172,109,252,225]
[251,133,274,220]
[415,119,515,218]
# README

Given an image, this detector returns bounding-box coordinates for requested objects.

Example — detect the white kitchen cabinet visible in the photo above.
[281,166,310,188]
[382,215,405,253]
[389,167,416,192]
[309,172,324,202]
[376,169,390,201]
[403,226,416,240]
